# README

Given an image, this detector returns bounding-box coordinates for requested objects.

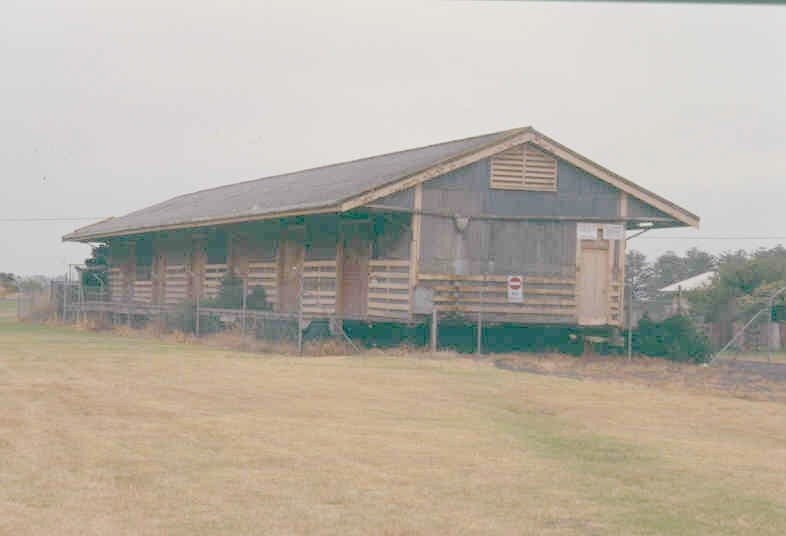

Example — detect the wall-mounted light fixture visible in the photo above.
[453,213,470,233]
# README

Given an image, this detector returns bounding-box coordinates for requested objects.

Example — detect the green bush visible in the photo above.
[635,314,712,363]
[201,272,272,311]
[169,300,220,334]
[168,273,272,334]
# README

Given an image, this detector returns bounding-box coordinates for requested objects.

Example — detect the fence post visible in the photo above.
[477,275,484,357]
[431,308,438,354]
[64,275,71,324]
[195,295,200,337]
[79,275,85,324]
[627,283,633,361]
[127,282,132,329]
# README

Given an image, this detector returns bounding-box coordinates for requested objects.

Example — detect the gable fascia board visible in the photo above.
[528,132,699,228]
[339,129,535,212]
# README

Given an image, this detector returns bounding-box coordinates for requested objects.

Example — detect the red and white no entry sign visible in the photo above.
[507,275,523,303]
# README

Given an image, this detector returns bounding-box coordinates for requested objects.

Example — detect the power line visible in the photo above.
[637,236,786,240]
[505,0,784,4]
[0,217,109,222]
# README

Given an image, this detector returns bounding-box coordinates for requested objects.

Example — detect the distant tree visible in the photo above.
[82,245,109,288]
[684,247,717,276]
[625,250,653,298]
[649,248,716,291]
[718,249,748,267]
[688,245,786,322]
[650,252,683,290]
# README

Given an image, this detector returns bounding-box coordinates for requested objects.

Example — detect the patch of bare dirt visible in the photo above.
[494,353,786,404]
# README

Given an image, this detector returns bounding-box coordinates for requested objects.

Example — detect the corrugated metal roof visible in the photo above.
[64,128,525,241]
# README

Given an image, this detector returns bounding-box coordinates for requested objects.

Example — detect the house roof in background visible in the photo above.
[660,271,717,293]
[64,126,699,242]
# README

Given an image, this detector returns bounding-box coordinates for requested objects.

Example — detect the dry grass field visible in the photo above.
[1,301,784,535]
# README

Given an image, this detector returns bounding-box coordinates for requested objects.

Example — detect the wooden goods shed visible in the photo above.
[64,127,699,327]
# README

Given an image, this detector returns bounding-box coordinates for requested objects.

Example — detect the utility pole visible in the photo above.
[624,227,651,360]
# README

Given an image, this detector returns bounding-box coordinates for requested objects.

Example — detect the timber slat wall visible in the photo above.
[418,273,576,321]
[203,264,227,299]
[133,280,154,304]
[246,261,278,306]
[302,260,337,315]
[368,260,410,319]
[163,264,189,305]
[108,267,125,302]
[609,281,622,325]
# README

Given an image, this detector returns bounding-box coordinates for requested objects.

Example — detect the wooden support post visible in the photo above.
[408,184,423,318]
[431,308,438,354]
[241,278,247,337]
[297,270,304,355]
[126,239,136,329]
[127,283,132,329]
[619,192,628,324]
[334,224,344,332]
[477,275,484,356]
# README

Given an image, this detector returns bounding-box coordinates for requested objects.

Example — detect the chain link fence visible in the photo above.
[626,283,785,359]
[17,272,362,355]
[15,271,784,359]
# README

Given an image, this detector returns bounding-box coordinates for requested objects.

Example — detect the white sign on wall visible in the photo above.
[602,223,625,241]
[577,223,599,241]
[507,275,524,303]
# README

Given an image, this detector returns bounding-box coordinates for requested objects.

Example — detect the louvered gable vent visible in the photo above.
[490,143,558,191]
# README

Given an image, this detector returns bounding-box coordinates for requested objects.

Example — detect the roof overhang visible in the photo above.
[62,204,342,243]
[63,127,699,242]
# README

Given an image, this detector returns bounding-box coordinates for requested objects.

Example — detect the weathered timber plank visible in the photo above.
[440,305,575,316]
[370,272,409,280]
[369,260,411,268]
[366,301,410,312]
[304,261,337,268]
[368,292,409,301]
[368,282,410,291]
[418,274,507,283]
[433,296,575,307]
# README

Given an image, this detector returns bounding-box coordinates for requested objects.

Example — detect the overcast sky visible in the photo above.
[2,1,784,276]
